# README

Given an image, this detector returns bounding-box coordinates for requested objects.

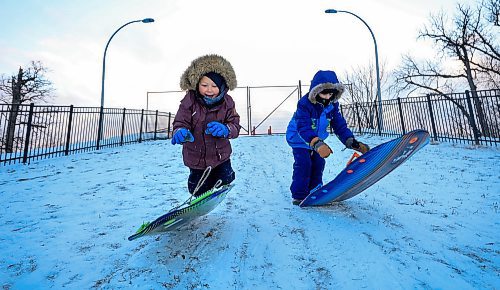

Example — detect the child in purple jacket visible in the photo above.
[171,54,241,196]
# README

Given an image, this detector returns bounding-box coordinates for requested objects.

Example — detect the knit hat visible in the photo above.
[204,72,226,91]
[319,88,339,95]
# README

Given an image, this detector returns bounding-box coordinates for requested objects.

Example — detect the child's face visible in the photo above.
[318,92,334,99]
[198,76,220,98]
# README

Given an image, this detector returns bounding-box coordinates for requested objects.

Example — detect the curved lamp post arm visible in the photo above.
[326,10,378,53]
[100,18,154,108]
[325,9,383,130]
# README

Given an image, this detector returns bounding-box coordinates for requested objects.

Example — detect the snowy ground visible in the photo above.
[0,134,499,289]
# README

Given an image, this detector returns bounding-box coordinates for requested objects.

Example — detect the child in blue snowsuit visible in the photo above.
[286,70,370,205]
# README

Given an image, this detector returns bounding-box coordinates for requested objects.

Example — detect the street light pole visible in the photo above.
[325,9,383,130]
[97,18,154,148]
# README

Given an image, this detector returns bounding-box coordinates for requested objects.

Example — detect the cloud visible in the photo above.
[0,0,468,111]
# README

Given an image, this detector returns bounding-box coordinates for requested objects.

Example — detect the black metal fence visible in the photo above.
[1,89,498,165]
[340,89,499,146]
[0,105,174,165]
[149,85,499,147]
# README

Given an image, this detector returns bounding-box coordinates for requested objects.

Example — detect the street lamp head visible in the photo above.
[142,18,155,23]
[325,9,338,14]
[323,7,383,128]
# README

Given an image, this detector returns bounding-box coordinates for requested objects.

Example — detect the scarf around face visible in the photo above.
[315,94,332,106]
[203,92,224,105]
[198,84,226,108]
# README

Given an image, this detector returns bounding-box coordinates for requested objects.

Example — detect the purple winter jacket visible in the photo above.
[173,90,241,170]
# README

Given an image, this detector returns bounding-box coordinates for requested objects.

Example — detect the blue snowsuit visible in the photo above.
[286,70,354,200]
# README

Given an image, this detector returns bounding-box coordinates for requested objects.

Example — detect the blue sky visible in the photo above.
[0,0,475,109]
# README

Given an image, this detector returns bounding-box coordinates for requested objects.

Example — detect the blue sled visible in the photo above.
[300,130,430,207]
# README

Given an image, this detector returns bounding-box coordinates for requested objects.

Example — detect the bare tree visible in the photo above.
[485,0,500,26]
[344,60,389,103]
[0,61,54,104]
[0,61,55,152]
[392,1,499,137]
[343,60,389,129]
[393,2,499,95]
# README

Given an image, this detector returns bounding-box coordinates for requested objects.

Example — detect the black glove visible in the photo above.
[345,137,370,154]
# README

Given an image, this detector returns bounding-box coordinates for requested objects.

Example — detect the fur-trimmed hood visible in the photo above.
[180,54,237,91]
[308,70,344,104]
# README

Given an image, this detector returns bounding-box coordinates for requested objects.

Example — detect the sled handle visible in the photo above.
[346,152,361,166]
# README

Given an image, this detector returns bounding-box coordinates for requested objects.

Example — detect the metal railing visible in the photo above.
[0,105,174,165]
[340,89,500,146]
[1,88,498,166]
[149,85,499,147]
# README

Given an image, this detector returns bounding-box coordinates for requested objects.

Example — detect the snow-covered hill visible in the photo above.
[1,134,498,289]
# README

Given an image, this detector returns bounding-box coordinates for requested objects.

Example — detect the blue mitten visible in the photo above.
[171,128,194,145]
[205,121,229,138]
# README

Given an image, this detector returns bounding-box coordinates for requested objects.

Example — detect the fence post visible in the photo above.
[298,80,302,100]
[154,110,158,140]
[426,94,438,142]
[97,106,103,150]
[373,100,382,136]
[397,97,406,135]
[465,90,480,145]
[120,108,126,145]
[247,86,252,135]
[139,109,144,143]
[355,102,362,134]
[167,112,172,139]
[145,110,148,135]
[64,105,74,155]
[22,103,35,164]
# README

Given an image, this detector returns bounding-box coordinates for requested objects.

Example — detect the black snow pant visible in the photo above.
[188,159,235,196]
